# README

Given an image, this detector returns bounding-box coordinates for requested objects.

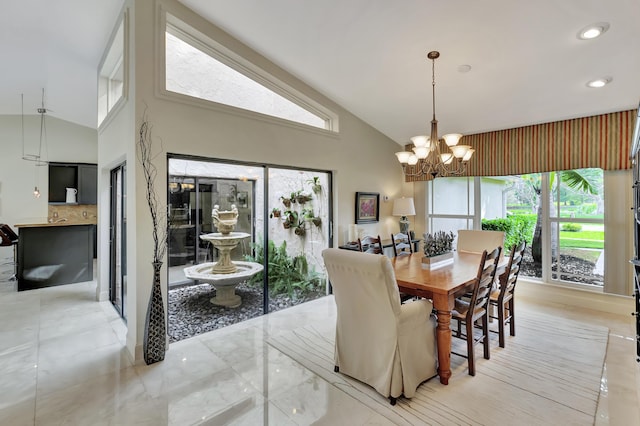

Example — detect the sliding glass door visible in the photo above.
[109,163,126,320]
[166,156,332,342]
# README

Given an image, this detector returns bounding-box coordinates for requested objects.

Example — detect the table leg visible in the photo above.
[433,295,453,385]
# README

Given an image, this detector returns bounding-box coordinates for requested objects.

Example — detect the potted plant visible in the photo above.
[294,222,306,236]
[422,230,455,269]
[280,196,291,208]
[307,176,322,194]
[301,207,314,222]
[283,210,298,229]
[311,216,322,227]
[270,207,281,218]
[295,191,313,204]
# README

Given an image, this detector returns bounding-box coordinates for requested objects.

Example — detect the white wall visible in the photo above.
[0,115,97,258]
[97,0,407,362]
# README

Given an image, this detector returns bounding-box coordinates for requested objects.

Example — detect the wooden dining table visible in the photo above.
[391,251,504,385]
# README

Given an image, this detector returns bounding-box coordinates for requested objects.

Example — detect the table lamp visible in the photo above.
[392,197,416,234]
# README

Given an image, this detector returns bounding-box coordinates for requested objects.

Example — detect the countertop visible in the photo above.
[15,221,97,228]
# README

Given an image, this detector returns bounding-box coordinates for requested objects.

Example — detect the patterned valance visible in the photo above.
[405,109,637,181]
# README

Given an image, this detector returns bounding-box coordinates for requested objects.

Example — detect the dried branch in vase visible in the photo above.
[138,116,168,264]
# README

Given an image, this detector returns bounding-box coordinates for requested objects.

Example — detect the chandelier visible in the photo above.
[21,89,50,198]
[395,51,474,179]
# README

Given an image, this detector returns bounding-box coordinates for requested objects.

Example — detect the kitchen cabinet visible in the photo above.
[16,223,94,291]
[49,162,97,204]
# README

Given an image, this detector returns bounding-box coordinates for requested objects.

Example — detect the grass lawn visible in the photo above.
[561,248,602,263]
[559,230,604,249]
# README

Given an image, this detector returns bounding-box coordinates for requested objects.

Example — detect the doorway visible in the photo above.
[167,156,332,342]
[109,163,127,320]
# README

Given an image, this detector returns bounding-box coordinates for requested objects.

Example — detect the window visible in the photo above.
[164,19,336,131]
[428,169,605,288]
[427,177,474,250]
[98,14,127,126]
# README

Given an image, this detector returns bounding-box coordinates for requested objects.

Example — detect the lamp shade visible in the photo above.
[392,197,416,217]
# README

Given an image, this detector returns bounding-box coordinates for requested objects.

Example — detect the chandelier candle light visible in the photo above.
[396,51,474,179]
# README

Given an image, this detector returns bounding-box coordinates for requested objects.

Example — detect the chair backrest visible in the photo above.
[498,240,526,299]
[0,224,18,242]
[358,235,383,255]
[466,246,502,321]
[457,230,505,260]
[322,248,402,363]
[0,228,13,246]
[390,232,412,257]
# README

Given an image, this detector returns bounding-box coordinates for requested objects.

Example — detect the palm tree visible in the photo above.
[527,170,597,263]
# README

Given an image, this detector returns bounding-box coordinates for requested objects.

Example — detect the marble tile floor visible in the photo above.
[1,264,639,425]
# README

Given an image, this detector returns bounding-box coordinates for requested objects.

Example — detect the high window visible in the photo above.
[98,15,126,126]
[164,18,336,131]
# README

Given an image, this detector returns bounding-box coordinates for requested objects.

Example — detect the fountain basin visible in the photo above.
[183,261,263,308]
[199,232,250,274]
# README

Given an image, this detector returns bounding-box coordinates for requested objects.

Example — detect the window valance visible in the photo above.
[405,109,636,181]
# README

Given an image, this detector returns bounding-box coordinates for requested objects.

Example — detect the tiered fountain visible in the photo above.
[183,205,263,308]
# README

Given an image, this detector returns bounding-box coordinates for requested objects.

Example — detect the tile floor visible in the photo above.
[1,264,639,425]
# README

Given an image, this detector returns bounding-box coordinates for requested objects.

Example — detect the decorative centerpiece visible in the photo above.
[422,230,455,269]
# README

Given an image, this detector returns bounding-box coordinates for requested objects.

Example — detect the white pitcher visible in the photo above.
[66,187,77,203]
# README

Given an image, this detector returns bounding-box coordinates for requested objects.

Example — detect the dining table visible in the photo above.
[391,251,505,385]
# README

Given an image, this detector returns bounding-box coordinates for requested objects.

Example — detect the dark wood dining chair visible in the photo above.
[357,235,383,255]
[0,224,18,281]
[490,241,526,348]
[451,246,501,376]
[390,232,412,257]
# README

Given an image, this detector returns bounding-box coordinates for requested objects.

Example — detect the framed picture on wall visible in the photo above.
[355,192,379,224]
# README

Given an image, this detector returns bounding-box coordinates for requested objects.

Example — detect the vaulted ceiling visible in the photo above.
[2,0,639,144]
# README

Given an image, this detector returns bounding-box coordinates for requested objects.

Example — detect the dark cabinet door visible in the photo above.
[78,164,97,204]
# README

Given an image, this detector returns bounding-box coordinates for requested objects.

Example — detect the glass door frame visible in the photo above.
[109,163,127,320]
[167,153,334,314]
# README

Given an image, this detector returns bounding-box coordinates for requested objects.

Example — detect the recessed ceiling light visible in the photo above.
[586,77,612,88]
[457,64,472,73]
[577,22,610,40]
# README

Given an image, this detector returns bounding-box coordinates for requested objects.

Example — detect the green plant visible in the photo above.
[280,196,291,208]
[423,231,455,257]
[307,176,322,193]
[561,223,582,232]
[283,210,298,229]
[244,239,325,299]
[270,207,281,218]
[482,214,536,252]
[295,192,312,204]
[302,207,314,220]
[294,223,306,236]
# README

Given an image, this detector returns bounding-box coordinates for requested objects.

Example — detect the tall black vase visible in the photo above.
[143,261,166,364]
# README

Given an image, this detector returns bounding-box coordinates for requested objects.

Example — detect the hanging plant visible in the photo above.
[280,196,291,208]
[270,207,281,218]
[306,176,322,194]
[295,192,313,204]
[312,217,322,227]
[283,210,298,229]
[294,223,306,236]
[301,207,314,222]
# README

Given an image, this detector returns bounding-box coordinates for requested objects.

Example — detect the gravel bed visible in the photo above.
[519,246,603,286]
[167,282,322,343]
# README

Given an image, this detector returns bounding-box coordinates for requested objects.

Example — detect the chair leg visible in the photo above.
[497,300,506,348]
[509,298,516,337]
[482,313,490,360]
[334,365,339,372]
[465,320,475,376]
[389,396,397,406]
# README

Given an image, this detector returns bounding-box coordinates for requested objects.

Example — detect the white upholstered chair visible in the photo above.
[322,248,437,405]
[457,230,505,260]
